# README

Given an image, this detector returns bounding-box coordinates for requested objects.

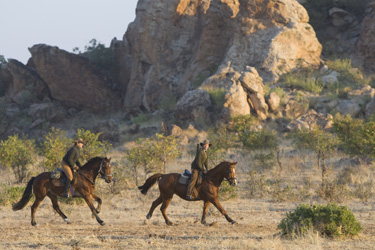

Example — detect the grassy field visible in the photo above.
[1,149,375,249]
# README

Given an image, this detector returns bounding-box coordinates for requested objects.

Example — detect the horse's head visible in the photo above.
[99,157,112,183]
[225,162,237,186]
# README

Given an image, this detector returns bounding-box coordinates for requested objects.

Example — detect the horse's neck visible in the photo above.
[207,164,226,185]
[80,163,99,180]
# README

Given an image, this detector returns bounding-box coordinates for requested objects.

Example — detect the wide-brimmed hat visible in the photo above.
[200,139,212,147]
[75,138,85,145]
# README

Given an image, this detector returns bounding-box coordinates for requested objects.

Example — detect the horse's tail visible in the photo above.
[138,173,163,195]
[12,177,35,211]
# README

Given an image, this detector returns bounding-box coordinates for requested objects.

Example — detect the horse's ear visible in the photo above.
[108,157,111,162]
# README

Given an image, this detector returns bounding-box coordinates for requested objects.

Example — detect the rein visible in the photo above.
[205,166,236,184]
[78,159,111,185]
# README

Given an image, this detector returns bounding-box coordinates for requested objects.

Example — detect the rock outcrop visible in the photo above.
[28,44,123,112]
[117,0,322,114]
[356,3,375,73]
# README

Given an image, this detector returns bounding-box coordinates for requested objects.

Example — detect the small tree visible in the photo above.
[333,114,375,160]
[75,128,112,162]
[40,127,71,171]
[292,127,338,183]
[126,137,161,185]
[208,124,238,166]
[154,133,180,173]
[0,134,37,183]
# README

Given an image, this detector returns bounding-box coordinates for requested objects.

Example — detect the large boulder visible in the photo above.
[2,59,49,105]
[356,4,375,73]
[174,89,212,127]
[28,44,123,113]
[118,0,321,112]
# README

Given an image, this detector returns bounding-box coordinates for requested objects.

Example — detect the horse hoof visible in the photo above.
[231,220,237,225]
[31,222,37,227]
[100,221,105,226]
[206,221,217,227]
[64,218,71,224]
[146,214,152,220]
[166,221,173,226]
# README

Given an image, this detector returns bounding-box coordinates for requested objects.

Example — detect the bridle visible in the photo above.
[98,159,112,182]
[79,158,112,185]
[225,168,237,186]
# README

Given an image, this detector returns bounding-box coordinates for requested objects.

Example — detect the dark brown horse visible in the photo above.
[12,157,112,226]
[138,161,237,225]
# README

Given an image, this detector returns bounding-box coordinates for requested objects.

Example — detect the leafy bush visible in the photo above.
[281,69,323,94]
[204,87,226,115]
[40,127,71,171]
[333,114,375,159]
[74,39,116,76]
[0,184,30,206]
[240,129,279,151]
[326,59,369,88]
[0,134,37,183]
[278,203,362,238]
[229,115,256,133]
[131,113,149,125]
[219,181,237,200]
[75,128,112,162]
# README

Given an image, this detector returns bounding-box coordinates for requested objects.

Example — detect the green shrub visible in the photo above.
[131,113,149,125]
[75,39,116,76]
[0,184,31,206]
[0,134,37,183]
[281,70,323,94]
[240,129,279,151]
[327,59,369,88]
[219,181,237,201]
[159,94,177,110]
[278,203,362,238]
[253,152,276,171]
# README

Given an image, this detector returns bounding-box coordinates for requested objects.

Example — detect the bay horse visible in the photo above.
[12,157,112,226]
[138,161,237,225]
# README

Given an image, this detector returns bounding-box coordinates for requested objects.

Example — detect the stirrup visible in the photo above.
[186,195,193,201]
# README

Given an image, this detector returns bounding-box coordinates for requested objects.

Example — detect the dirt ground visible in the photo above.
[1,187,375,250]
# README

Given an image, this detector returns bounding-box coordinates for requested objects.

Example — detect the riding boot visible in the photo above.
[63,178,71,198]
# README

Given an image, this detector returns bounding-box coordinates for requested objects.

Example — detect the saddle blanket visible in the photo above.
[178,169,202,186]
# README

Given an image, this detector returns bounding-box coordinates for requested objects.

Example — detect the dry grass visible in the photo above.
[1,149,375,250]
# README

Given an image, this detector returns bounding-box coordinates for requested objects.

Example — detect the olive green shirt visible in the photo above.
[191,146,208,171]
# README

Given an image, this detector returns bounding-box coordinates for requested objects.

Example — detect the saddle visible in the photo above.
[50,168,67,187]
[178,169,203,186]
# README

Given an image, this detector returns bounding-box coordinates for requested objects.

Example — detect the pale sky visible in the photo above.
[0,0,138,64]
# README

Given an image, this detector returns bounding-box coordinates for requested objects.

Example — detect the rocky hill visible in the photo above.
[0,0,374,143]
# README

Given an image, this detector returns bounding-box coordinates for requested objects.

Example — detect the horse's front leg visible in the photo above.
[201,201,210,225]
[210,198,236,224]
[83,195,105,226]
[91,193,102,214]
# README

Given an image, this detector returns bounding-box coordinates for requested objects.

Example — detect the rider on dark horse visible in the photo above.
[60,138,84,198]
[186,139,211,200]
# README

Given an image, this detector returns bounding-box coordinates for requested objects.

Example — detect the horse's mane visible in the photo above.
[81,156,103,170]
[207,161,233,173]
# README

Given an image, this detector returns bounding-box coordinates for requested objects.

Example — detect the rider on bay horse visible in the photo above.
[60,138,85,198]
[186,139,211,200]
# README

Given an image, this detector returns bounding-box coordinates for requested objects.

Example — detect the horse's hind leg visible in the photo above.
[47,192,70,224]
[160,198,173,225]
[30,198,43,226]
[146,196,162,219]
